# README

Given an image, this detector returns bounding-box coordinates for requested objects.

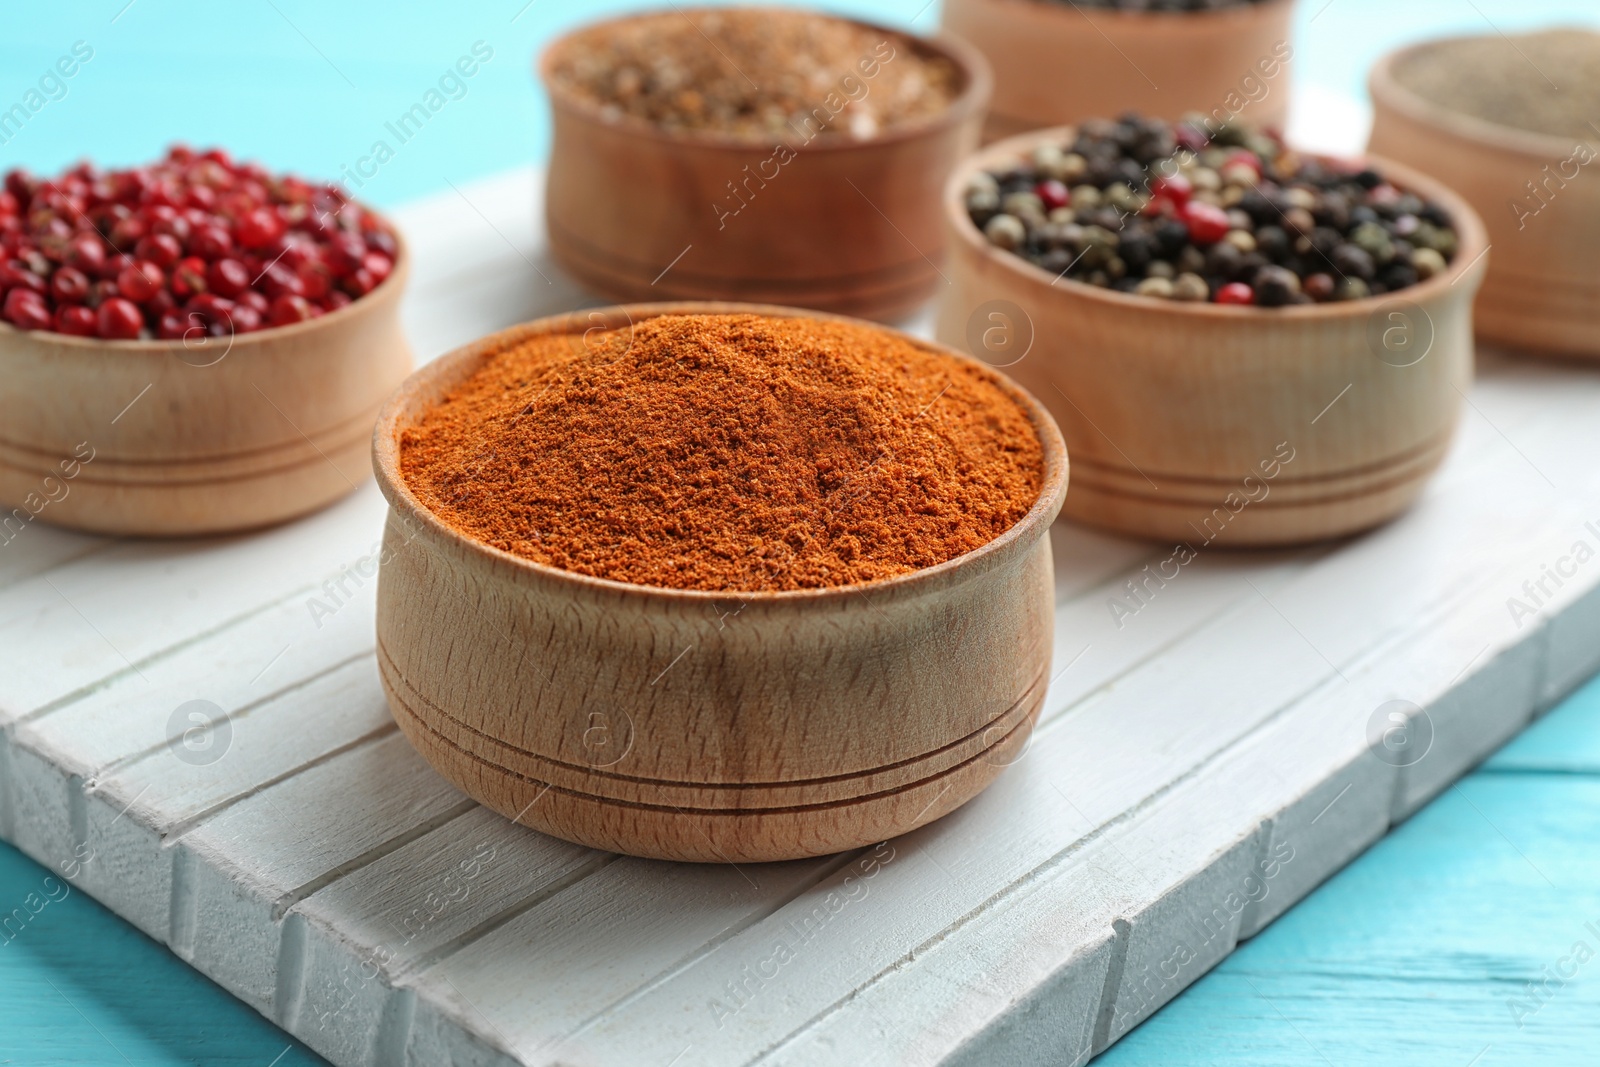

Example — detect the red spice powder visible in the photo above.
[400,313,1044,592]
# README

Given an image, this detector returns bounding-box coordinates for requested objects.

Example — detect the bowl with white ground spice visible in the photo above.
[942,0,1296,143]
[1370,30,1600,361]
[539,7,990,322]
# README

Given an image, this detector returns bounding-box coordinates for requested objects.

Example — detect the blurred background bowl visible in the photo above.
[1369,39,1600,361]
[539,12,991,323]
[943,0,1297,143]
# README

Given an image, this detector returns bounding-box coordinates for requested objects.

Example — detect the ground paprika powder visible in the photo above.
[400,313,1043,592]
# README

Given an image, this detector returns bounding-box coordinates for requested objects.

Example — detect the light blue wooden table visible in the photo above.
[3,2,1598,1064]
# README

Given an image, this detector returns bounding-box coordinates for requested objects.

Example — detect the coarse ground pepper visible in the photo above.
[400,314,1044,592]
[1393,30,1600,141]
[547,8,960,141]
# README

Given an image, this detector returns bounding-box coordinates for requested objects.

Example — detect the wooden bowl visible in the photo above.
[539,14,991,324]
[371,302,1068,863]
[937,127,1489,546]
[942,0,1296,143]
[1369,40,1600,361]
[0,240,412,537]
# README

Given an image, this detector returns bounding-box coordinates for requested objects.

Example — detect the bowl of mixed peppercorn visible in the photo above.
[0,147,412,536]
[939,113,1488,546]
[943,0,1296,142]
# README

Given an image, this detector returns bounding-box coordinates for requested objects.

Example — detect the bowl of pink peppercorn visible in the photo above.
[0,146,412,537]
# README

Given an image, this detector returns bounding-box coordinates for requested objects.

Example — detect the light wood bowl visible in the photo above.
[539,14,991,324]
[942,0,1296,143]
[1369,40,1600,361]
[0,239,412,537]
[371,302,1068,863]
[938,127,1489,546]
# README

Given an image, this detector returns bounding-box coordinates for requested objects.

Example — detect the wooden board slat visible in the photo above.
[1,164,1598,1067]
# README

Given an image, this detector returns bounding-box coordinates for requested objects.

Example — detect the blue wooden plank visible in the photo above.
[0,840,326,1065]
[1101,686,1600,1067]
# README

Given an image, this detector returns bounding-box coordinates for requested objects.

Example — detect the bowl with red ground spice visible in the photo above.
[0,147,412,536]
[939,117,1489,546]
[539,7,991,323]
[371,303,1068,863]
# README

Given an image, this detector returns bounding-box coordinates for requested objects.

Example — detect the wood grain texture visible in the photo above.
[0,244,414,537]
[1368,41,1600,361]
[371,303,1070,862]
[941,0,1296,143]
[1,166,1598,1067]
[937,127,1491,545]
[540,17,990,323]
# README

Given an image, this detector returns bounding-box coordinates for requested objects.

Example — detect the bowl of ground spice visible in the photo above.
[0,148,412,536]
[939,115,1488,546]
[539,8,989,323]
[1370,30,1600,361]
[942,0,1295,143]
[372,304,1067,863]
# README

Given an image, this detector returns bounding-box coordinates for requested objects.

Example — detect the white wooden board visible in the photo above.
[3,136,1600,1067]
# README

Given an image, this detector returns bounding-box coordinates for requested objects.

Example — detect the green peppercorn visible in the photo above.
[1172,272,1210,302]
[1335,277,1372,301]
[1412,247,1447,280]
[984,213,1027,251]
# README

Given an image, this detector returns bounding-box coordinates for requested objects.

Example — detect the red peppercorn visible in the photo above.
[96,297,144,339]
[267,293,313,327]
[185,293,235,329]
[231,304,264,334]
[85,279,119,308]
[189,224,233,260]
[172,256,208,299]
[1223,149,1263,177]
[135,233,183,268]
[116,260,165,303]
[55,304,98,336]
[207,258,250,298]
[236,206,285,250]
[3,288,51,330]
[50,266,89,304]
[1,261,47,295]
[342,268,378,297]
[1216,282,1256,306]
[1035,180,1071,212]
[64,234,107,275]
[110,215,147,248]
[296,262,332,300]
[360,251,392,283]
[156,311,192,340]
[1182,201,1232,246]
[1148,174,1194,214]
[237,289,270,315]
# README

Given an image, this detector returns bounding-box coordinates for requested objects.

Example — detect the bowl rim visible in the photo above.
[536,6,994,154]
[372,301,1069,605]
[0,218,411,354]
[942,123,1491,320]
[1369,34,1599,161]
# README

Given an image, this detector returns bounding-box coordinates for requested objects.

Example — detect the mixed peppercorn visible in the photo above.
[0,147,398,341]
[966,114,1460,306]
